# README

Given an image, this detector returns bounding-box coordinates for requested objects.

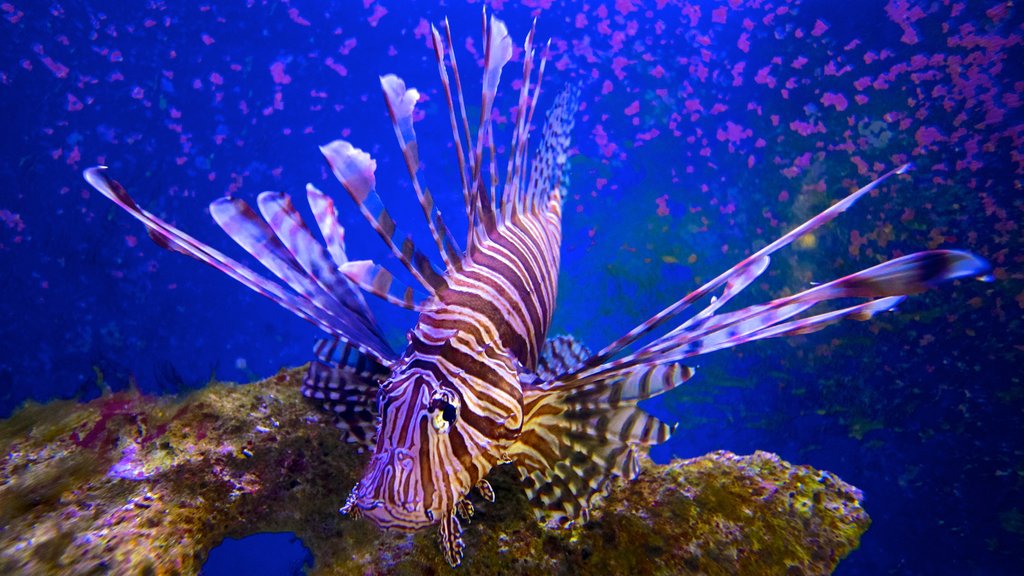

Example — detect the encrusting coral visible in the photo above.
[0,367,869,575]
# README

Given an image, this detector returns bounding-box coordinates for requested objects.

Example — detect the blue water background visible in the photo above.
[2,1,1021,574]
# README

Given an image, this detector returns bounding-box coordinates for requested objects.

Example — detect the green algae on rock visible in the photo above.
[0,367,869,575]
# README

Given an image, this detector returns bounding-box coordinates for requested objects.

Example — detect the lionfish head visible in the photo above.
[345,369,470,529]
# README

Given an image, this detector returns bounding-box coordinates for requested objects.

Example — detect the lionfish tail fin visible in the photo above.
[83,167,396,366]
[523,83,580,213]
[509,336,687,528]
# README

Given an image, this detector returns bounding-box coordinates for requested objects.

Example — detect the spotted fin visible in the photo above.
[302,337,387,450]
[534,335,590,381]
[509,336,685,528]
[522,83,580,213]
[438,512,465,567]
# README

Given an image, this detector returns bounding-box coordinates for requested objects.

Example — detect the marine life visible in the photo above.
[83,13,991,568]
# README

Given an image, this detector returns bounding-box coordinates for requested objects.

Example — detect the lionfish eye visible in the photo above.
[441,403,457,424]
[428,389,460,434]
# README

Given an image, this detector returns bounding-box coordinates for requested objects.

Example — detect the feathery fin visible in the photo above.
[380,74,460,271]
[525,83,580,212]
[339,259,429,312]
[303,337,387,451]
[320,140,447,295]
[83,167,395,365]
[509,336,681,528]
[587,164,983,367]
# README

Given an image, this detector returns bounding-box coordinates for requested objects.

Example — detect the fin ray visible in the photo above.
[303,337,387,450]
[83,167,396,365]
[320,139,447,295]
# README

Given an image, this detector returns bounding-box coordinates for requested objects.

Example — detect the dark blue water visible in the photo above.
[2,1,1021,574]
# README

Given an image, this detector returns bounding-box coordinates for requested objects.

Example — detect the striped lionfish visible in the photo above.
[84,14,990,568]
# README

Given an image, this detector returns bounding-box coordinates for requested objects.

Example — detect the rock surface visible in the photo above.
[0,367,869,575]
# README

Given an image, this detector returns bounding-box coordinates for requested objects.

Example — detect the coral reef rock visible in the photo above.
[0,367,870,575]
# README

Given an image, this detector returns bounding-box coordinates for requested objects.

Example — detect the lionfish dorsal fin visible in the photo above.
[499,20,539,219]
[509,335,681,528]
[430,21,473,246]
[379,74,462,272]
[83,168,396,366]
[463,12,513,248]
[534,335,590,381]
[523,83,580,213]
[303,337,388,450]
[319,140,447,296]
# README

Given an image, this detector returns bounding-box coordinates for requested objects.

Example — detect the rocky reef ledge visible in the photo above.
[0,367,869,575]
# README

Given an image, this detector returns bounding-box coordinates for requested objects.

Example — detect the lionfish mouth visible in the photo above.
[355,499,433,531]
[350,479,434,530]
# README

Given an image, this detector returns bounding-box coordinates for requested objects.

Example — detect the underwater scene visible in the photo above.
[1,0,1021,574]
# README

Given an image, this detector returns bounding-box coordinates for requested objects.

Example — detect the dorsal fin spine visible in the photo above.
[430,23,473,245]
[440,18,478,249]
[502,22,536,219]
[379,74,459,272]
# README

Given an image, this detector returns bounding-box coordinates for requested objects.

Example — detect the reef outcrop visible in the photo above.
[0,367,869,575]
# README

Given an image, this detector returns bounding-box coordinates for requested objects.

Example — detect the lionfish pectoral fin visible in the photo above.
[83,167,396,366]
[587,164,918,366]
[320,140,448,296]
[622,249,993,364]
[439,513,465,568]
[338,260,430,312]
[303,337,387,450]
[584,165,992,370]
[509,336,683,529]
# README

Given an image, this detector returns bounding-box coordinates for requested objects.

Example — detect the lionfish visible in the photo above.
[84,14,990,567]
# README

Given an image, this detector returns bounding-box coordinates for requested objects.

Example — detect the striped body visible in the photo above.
[84,10,991,568]
[354,195,563,529]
